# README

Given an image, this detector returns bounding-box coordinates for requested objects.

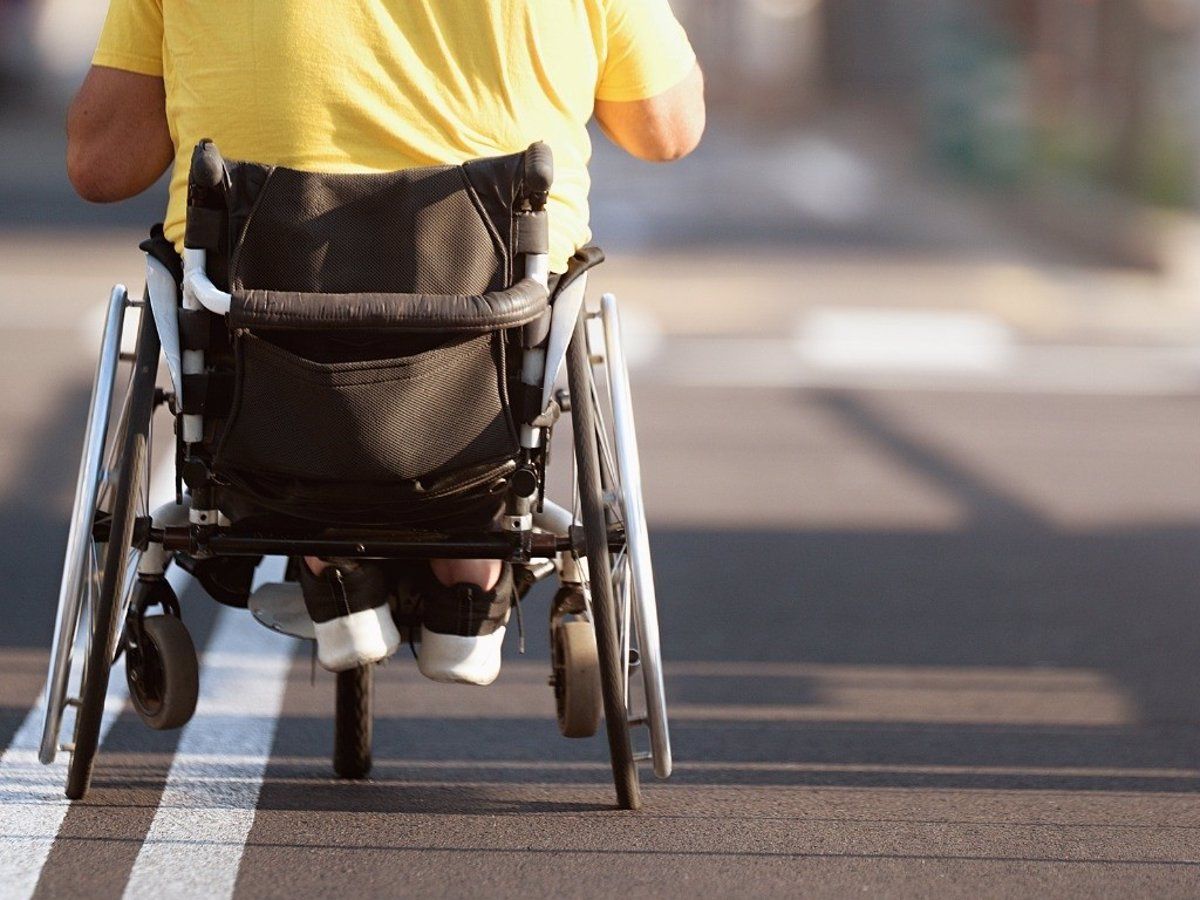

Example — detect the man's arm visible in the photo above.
[67,65,174,202]
[594,63,705,163]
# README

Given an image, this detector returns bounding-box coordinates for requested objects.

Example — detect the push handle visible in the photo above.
[189,139,226,198]
[229,277,550,332]
[522,142,553,211]
[185,140,228,251]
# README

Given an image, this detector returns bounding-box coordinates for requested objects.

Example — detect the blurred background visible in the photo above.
[12,0,1200,353]
[5,0,1200,293]
[2,2,1200,888]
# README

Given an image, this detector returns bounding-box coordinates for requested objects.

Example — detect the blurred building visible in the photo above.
[6,0,1200,209]
[1,0,105,105]
[673,0,825,117]
[1022,0,1200,205]
[678,0,1200,207]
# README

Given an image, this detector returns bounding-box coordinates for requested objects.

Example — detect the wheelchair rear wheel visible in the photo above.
[47,293,160,799]
[333,664,373,779]
[567,311,642,810]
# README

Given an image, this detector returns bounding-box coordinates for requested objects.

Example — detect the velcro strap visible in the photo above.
[184,206,223,251]
[181,372,235,416]
[178,309,212,350]
[518,382,543,426]
[515,211,549,255]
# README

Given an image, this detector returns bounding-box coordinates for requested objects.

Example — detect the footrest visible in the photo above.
[249,582,315,640]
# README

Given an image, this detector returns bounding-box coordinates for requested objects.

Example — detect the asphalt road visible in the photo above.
[1,231,1199,899]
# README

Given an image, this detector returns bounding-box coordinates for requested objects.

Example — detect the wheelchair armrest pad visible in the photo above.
[228,277,550,332]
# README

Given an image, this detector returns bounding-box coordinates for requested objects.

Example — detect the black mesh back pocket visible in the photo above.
[214,332,519,485]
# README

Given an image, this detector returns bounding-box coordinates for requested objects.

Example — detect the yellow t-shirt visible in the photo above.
[92,0,695,271]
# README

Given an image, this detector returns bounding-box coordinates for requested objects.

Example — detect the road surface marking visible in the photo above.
[606,302,1200,393]
[0,659,129,900]
[0,409,187,897]
[123,558,294,900]
[627,336,1200,394]
[797,308,1014,372]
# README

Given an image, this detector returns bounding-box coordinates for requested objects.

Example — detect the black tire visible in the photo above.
[127,613,200,731]
[566,311,642,810]
[333,664,373,779]
[66,304,160,800]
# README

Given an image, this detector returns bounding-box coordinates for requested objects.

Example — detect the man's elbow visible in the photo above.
[638,111,700,163]
[638,122,704,163]
[633,83,706,162]
[66,67,173,202]
[67,141,124,203]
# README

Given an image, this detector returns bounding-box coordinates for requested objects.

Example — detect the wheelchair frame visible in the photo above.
[39,142,671,811]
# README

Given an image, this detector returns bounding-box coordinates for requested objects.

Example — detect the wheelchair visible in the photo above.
[38,140,670,810]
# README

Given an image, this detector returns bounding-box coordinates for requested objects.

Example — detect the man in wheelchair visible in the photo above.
[66,1,703,685]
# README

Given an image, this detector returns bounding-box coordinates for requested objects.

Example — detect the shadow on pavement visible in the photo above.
[3,381,1198,808]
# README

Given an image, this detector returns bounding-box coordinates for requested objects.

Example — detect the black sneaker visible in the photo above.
[176,554,262,608]
[297,558,400,671]
[384,559,427,644]
[417,565,513,685]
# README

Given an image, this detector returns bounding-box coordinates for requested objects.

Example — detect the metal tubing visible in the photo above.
[137,500,191,575]
[40,285,127,765]
[182,247,232,315]
[539,274,588,413]
[162,527,570,559]
[533,498,575,535]
[526,253,550,288]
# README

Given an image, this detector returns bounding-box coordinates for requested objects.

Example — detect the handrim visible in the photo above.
[585,295,672,780]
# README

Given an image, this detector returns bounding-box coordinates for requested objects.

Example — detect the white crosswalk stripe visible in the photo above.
[617,307,1200,395]
[123,558,294,900]
[0,659,130,899]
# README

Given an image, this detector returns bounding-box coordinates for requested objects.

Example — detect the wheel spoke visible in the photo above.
[575,344,645,712]
[617,555,633,704]
[591,383,622,511]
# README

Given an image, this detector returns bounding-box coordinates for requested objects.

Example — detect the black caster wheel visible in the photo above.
[126,614,200,731]
[552,620,602,738]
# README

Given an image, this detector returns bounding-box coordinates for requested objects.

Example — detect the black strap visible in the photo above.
[184,205,223,251]
[515,211,549,255]
[178,309,212,350]
[181,372,235,416]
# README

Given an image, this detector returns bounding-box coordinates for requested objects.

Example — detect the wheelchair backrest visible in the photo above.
[175,142,555,526]
[194,148,548,296]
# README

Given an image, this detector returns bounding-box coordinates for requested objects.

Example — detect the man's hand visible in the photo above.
[594,64,705,163]
[67,65,174,202]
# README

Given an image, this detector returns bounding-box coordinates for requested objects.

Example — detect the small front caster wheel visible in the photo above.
[126,614,199,731]
[553,620,602,738]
